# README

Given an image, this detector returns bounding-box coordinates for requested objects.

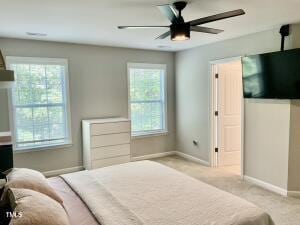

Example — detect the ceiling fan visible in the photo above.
[118,1,245,41]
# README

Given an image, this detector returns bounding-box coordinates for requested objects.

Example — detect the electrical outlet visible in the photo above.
[193,140,199,146]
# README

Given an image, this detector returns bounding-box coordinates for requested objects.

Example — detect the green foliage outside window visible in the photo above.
[129,67,166,134]
[11,63,67,149]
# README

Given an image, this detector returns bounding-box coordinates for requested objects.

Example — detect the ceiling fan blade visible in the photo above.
[189,9,245,26]
[157,4,178,23]
[191,26,224,34]
[155,31,171,40]
[118,26,169,29]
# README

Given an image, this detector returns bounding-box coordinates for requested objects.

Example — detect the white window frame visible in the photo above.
[6,56,72,152]
[127,63,168,138]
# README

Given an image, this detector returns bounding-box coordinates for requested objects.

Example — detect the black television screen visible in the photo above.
[242,49,300,99]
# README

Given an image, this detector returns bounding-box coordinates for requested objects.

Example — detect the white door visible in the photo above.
[217,60,242,166]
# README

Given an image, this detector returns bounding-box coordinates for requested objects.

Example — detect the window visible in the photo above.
[6,57,71,151]
[128,63,167,136]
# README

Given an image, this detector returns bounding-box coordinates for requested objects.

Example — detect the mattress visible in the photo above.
[60,160,275,225]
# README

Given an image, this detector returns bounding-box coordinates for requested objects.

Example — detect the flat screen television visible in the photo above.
[242,48,300,99]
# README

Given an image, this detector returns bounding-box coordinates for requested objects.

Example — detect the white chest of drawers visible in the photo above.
[82,118,131,170]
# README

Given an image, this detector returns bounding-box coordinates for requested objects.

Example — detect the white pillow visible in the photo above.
[8,188,69,225]
[2,168,63,205]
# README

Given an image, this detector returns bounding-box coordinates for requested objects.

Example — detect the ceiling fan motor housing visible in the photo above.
[171,23,190,41]
[173,1,187,12]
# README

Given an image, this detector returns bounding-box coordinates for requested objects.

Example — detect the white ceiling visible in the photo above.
[1,0,300,51]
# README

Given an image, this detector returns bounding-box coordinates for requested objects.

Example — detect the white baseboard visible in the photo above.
[288,191,300,198]
[43,152,209,176]
[131,151,176,161]
[175,151,210,166]
[131,151,210,167]
[43,166,84,177]
[243,175,288,196]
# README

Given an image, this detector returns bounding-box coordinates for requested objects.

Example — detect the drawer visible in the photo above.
[91,155,130,169]
[91,144,130,160]
[91,122,130,135]
[91,133,130,148]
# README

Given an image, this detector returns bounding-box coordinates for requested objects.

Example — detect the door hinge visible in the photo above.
[214,111,218,116]
[215,147,219,153]
[215,73,219,79]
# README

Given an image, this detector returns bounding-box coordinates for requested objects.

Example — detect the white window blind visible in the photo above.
[128,63,167,136]
[6,57,71,151]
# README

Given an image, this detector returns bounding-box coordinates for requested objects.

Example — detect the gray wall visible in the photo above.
[287,25,300,192]
[175,28,294,188]
[244,100,290,189]
[0,38,176,172]
[0,89,9,130]
[288,102,300,191]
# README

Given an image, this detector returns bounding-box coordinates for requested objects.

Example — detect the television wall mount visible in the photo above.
[280,24,290,51]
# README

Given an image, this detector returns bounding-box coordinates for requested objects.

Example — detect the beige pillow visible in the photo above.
[8,188,70,225]
[2,168,63,204]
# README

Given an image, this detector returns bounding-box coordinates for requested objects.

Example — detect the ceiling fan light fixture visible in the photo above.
[170,23,190,41]
[172,34,190,41]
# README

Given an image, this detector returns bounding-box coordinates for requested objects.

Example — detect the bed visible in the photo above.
[49,160,274,225]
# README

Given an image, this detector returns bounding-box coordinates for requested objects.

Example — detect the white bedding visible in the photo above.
[61,161,274,225]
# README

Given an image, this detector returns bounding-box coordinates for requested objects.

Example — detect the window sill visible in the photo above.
[14,143,73,154]
[131,131,168,139]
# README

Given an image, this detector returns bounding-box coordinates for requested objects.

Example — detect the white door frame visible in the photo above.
[209,56,244,177]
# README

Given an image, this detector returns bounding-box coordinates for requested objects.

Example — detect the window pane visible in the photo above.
[15,86,32,105]
[46,65,62,85]
[49,106,64,124]
[32,84,47,104]
[46,65,64,103]
[47,84,63,103]
[15,108,33,143]
[16,126,34,143]
[31,65,46,85]
[129,65,166,134]
[16,64,31,85]
[130,68,162,101]
[131,102,163,132]
[33,124,50,142]
[9,59,70,150]
[16,108,33,127]
[32,107,50,141]
[50,123,65,139]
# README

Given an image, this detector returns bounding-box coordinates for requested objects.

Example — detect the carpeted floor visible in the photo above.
[152,155,300,225]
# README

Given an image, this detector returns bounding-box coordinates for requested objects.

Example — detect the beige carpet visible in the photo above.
[152,156,300,225]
